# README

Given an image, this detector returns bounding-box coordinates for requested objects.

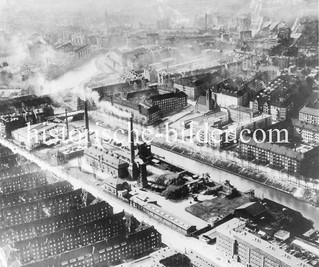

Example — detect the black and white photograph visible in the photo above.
[0,0,318,266]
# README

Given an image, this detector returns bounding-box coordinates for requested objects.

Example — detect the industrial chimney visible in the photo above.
[65,109,69,140]
[129,114,138,180]
[206,88,212,110]
[130,114,135,165]
[84,100,90,147]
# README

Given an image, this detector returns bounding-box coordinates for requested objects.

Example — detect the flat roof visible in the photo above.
[292,238,319,257]
[216,219,312,267]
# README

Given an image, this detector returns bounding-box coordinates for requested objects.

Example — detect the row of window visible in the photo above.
[0,204,112,244]
[0,184,72,209]
[18,220,126,264]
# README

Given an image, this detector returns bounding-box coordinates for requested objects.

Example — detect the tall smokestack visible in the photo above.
[65,109,69,140]
[130,114,135,165]
[129,113,138,180]
[84,100,90,147]
[206,88,212,110]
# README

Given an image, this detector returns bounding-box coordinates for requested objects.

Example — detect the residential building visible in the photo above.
[238,139,319,175]
[299,106,319,126]
[213,78,249,108]
[0,115,27,138]
[0,202,113,244]
[250,76,295,123]
[292,118,319,145]
[22,226,161,267]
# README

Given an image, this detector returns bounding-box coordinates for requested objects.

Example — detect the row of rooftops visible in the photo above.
[0,202,111,242]
[0,189,83,216]
[0,171,46,187]
[251,76,295,106]
[22,226,158,267]
[300,106,319,117]
[0,181,73,209]
[292,118,319,132]
[14,212,126,250]
[213,78,247,97]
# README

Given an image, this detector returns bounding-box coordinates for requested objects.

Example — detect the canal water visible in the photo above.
[152,146,319,228]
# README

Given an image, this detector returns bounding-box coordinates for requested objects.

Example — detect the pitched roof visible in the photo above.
[300,106,319,117]
[240,139,305,160]
[292,118,319,132]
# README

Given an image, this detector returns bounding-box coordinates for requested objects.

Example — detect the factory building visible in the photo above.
[215,218,311,267]
[149,90,187,116]
[84,146,129,179]
[227,105,260,123]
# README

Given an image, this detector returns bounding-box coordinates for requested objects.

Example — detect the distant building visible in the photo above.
[292,118,319,145]
[74,44,90,59]
[227,105,260,123]
[0,115,26,138]
[240,30,252,41]
[227,114,272,139]
[12,122,61,150]
[269,94,294,123]
[173,77,203,101]
[250,76,295,123]
[195,89,216,112]
[213,78,249,108]
[149,90,187,116]
[299,106,319,126]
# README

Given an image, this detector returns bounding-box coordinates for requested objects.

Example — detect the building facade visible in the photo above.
[292,118,319,145]
[149,90,187,116]
[299,106,319,126]
[84,146,129,179]
[238,139,319,175]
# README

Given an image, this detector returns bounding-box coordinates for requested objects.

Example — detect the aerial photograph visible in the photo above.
[0,0,318,266]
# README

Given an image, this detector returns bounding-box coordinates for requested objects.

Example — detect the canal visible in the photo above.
[152,145,319,228]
